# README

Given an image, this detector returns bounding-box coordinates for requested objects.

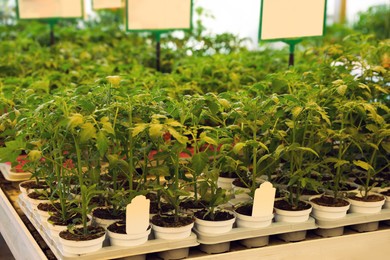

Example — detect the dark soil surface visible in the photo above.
[150,201,175,214]
[234,204,253,216]
[274,200,311,211]
[219,171,239,179]
[232,178,256,189]
[380,190,390,196]
[349,194,384,202]
[151,214,194,227]
[20,180,49,190]
[27,191,49,200]
[37,202,61,212]
[107,221,127,234]
[146,193,158,202]
[48,212,84,226]
[59,226,105,241]
[194,210,235,221]
[89,196,109,207]
[92,208,125,220]
[311,195,349,207]
[180,199,207,210]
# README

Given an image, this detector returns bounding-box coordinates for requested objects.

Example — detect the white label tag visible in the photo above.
[252,181,276,217]
[126,195,150,234]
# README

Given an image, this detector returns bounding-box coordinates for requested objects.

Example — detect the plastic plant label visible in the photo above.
[17,0,83,20]
[93,0,123,10]
[126,195,150,234]
[259,0,326,40]
[126,0,192,31]
[252,181,276,217]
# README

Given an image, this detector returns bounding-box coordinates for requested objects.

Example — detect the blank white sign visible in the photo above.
[18,0,83,19]
[260,0,326,40]
[127,0,191,30]
[93,0,123,10]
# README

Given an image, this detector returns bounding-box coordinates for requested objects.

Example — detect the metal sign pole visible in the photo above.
[155,32,161,71]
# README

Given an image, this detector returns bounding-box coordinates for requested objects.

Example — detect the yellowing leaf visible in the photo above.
[28,150,42,162]
[337,85,347,96]
[80,122,97,143]
[68,113,84,129]
[353,160,373,171]
[358,83,371,93]
[132,123,147,137]
[218,98,230,109]
[285,120,294,129]
[200,132,218,146]
[165,119,182,127]
[332,79,344,86]
[232,142,245,154]
[167,127,188,144]
[291,106,303,119]
[149,123,164,139]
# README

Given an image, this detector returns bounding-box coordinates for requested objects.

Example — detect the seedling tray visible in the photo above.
[314,209,390,229]
[194,218,316,244]
[18,195,199,260]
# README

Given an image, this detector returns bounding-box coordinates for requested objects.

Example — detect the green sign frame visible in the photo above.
[125,0,193,33]
[16,0,84,22]
[258,0,327,42]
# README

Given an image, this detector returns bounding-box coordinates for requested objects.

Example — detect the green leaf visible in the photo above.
[353,160,374,171]
[96,132,108,157]
[149,165,170,176]
[80,122,97,143]
[200,132,218,146]
[274,144,285,158]
[296,147,319,157]
[100,117,115,135]
[381,142,390,153]
[191,152,209,175]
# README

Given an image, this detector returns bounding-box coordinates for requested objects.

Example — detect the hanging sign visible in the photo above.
[126,0,193,32]
[259,0,327,41]
[93,0,123,10]
[17,0,84,20]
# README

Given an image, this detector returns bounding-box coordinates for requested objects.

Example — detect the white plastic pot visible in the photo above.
[108,225,151,247]
[274,205,312,223]
[235,212,273,228]
[195,212,236,235]
[152,222,194,240]
[217,176,235,190]
[59,231,106,255]
[348,194,385,214]
[310,196,350,219]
